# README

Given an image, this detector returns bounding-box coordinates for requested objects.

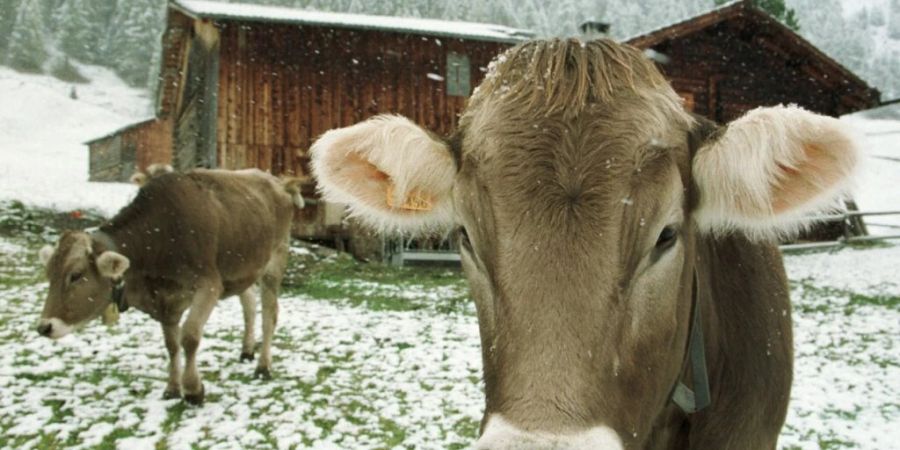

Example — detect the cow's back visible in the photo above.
[106,169,293,294]
[691,235,794,448]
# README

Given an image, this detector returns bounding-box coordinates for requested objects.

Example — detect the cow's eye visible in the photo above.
[655,226,678,250]
[68,272,83,284]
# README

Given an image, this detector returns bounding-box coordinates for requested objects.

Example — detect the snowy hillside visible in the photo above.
[0,65,148,217]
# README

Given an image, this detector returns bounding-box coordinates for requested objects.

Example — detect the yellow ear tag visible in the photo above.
[386,184,434,211]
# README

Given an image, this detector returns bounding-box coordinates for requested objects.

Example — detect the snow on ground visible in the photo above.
[0,65,147,217]
[780,245,900,449]
[0,239,482,450]
[841,114,900,235]
[0,234,897,449]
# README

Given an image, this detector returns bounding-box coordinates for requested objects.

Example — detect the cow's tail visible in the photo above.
[281,177,307,209]
[129,163,174,187]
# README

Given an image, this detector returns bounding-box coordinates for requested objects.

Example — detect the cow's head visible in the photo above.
[36,231,129,339]
[311,39,858,448]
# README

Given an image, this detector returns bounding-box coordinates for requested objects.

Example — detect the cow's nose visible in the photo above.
[475,415,624,450]
[37,322,52,337]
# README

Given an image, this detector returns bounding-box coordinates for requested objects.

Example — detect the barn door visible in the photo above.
[174,35,219,171]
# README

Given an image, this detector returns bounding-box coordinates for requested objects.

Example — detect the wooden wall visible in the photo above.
[214,23,510,176]
[648,19,844,122]
[208,22,511,239]
[88,119,173,182]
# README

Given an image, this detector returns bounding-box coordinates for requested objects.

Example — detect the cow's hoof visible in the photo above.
[254,367,272,380]
[183,386,205,406]
[239,351,254,362]
[162,388,181,400]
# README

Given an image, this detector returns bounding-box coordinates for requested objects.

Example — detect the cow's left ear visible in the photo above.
[38,245,55,267]
[96,251,130,279]
[692,105,859,240]
[310,114,457,233]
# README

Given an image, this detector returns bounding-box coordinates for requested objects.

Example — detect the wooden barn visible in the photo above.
[625,0,879,121]
[87,0,530,242]
[87,0,878,254]
[86,118,172,182]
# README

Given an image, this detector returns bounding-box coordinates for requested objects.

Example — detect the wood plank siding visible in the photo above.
[214,23,508,178]
[627,2,878,121]
[87,119,173,182]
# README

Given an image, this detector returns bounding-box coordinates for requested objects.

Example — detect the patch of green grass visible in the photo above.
[448,416,480,449]
[0,200,105,243]
[848,292,900,309]
[378,417,407,447]
[818,437,858,449]
[791,280,899,315]
[283,253,471,314]
[96,426,135,450]
[160,402,188,436]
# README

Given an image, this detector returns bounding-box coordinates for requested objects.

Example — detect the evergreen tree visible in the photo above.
[890,8,900,39]
[103,0,165,86]
[6,0,48,72]
[869,6,885,27]
[717,0,800,31]
[53,0,112,64]
[0,0,23,56]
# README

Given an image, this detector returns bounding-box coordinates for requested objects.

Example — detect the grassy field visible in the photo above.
[0,201,897,450]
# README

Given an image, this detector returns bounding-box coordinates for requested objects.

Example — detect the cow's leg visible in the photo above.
[256,279,278,380]
[181,282,220,405]
[239,287,257,361]
[256,242,288,380]
[161,321,182,399]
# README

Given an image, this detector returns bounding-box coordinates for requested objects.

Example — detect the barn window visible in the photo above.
[446,52,470,97]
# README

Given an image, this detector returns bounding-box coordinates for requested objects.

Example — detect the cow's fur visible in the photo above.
[311,115,456,232]
[129,163,174,186]
[311,39,860,449]
[38,168,301,404]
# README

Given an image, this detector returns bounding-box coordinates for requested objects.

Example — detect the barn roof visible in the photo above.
[624,0,879,110]
[84,117,158,145]
[171,0,533,43]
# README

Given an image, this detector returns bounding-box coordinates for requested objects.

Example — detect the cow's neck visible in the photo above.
[89,228,129,313]
[669,269,710,414]
[90,228,118,254]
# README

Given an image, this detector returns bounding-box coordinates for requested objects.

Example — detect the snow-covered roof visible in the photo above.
[83,117,158,145]
[622,0,743,44]
[171,0,532,44]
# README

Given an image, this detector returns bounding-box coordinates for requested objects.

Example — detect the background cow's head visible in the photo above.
[37,231,129,339]
[311,39,859,448]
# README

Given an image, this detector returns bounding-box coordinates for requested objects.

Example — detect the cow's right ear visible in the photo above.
[38,245,55,267]
[310,115,457,233]
[96,251,130,279]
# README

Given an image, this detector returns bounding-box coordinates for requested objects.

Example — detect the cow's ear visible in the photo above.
[692,105,859,240]
[38,245,55,267]
[310,115,457,233]
[96,251,130,279]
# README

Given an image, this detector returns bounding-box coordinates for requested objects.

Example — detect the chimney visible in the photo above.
[579,19,611,39]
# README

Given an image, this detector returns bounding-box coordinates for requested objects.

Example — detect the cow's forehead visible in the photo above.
[464,39,682,120]
[459,39,692,165]
[50,232,92,274]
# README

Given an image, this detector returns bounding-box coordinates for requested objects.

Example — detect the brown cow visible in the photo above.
[37,168,303,404]
[310,39,859,448]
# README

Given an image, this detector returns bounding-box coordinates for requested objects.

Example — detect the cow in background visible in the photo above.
[37,168,303,404]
